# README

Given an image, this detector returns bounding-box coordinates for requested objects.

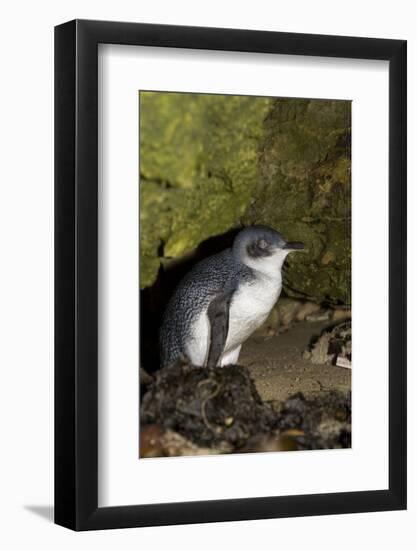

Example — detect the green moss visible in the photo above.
[140,93,351,305]
[139,92,272,287]
[244,98,351,305]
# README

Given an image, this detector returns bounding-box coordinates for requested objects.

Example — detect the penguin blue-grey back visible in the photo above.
[159,225,304,368]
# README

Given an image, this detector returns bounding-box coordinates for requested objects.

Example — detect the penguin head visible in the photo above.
[233,225,304,277]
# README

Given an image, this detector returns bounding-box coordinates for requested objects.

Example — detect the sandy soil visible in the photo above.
[239,320,351,404]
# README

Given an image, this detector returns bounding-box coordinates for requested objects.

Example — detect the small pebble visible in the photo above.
[306,309,331,322]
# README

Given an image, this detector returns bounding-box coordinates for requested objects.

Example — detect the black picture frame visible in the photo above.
[55,19,407,531]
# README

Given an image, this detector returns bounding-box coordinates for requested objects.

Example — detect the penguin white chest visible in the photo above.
[185,275,282,366]
[225,276,281,351]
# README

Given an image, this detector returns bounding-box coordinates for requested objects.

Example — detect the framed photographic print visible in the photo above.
[55,19,407,530]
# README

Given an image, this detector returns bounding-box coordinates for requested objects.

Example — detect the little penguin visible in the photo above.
[159,225,304,368]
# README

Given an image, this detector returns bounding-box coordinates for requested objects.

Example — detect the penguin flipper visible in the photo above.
[206,286,235,368]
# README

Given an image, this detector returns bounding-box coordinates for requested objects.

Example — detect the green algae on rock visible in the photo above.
[139,91,272,287]
[244,98,351,305]
[140,93,351,305]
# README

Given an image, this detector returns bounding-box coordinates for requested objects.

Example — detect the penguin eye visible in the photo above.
[258,239,269,249]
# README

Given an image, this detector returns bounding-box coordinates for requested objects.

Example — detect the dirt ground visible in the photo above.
[140,319,352,457]
[239,320,351,405]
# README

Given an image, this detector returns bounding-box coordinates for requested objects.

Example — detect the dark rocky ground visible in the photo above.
[140,320,351,458]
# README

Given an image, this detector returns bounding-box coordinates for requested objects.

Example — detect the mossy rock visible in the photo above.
[140,92,272,286]
[140,93,351,305]
[244,99,351,305]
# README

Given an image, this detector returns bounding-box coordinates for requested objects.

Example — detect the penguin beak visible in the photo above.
[283,241,304,250]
